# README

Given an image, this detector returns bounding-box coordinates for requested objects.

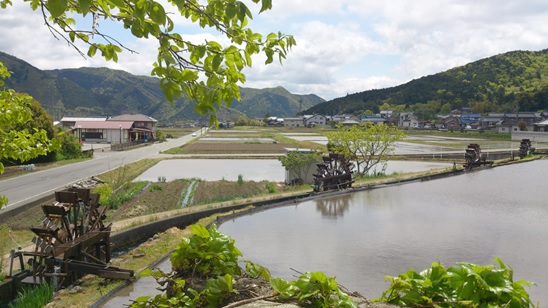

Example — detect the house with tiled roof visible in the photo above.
[69,114,158,144]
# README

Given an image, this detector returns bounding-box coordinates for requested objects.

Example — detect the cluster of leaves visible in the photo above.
[271,271,356,307]
[132,224,242,307]
[377,257,536,307]
[132,224,356,307]
[170,224,242,277]
[326,123,406,177]
[0,63,60,208]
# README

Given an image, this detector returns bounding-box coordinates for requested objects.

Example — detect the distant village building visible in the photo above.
[340,119,360,126]
[534,119,548,132]
[64,114,158,144]
[398,112,419,128]
[266,117,284,126]
[458,114,482,128]
[304,114,327,127]
[481,112,543,132]
[283,117,305,127]
[282,114,327,127]
[359,115,386,125]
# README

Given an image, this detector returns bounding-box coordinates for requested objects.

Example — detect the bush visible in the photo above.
[94,184,113,206]
[55,130,84,160]
[155,129,167,142]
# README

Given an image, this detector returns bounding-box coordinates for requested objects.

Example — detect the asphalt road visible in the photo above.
[0,129,202,214]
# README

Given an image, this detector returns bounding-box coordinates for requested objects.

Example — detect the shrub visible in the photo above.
[265,181,276,193]
[94,184,113,206]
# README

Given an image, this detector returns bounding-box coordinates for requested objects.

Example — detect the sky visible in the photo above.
[1,0,548,101]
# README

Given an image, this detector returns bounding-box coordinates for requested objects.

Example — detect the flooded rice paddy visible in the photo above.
[219,160,548,304]
[134,159,452,182]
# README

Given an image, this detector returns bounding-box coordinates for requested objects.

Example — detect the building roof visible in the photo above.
[60,117,107,122]
[74,121,134,129]
[108,114,158,122]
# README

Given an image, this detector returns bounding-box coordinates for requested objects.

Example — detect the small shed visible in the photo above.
[283,148,320,185]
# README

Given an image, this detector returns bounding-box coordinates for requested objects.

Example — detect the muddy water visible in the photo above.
[101,256,171,307]
[219,160,548,304]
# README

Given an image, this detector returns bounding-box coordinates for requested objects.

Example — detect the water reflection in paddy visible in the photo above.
[135,159,452,182]
[219,160,548,303]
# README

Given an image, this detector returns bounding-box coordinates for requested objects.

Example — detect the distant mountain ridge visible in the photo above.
[303,49,548,116]
[0,51,324,123]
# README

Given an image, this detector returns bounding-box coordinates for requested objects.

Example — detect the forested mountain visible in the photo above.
[0,52,324,123]
[304,49,548,119]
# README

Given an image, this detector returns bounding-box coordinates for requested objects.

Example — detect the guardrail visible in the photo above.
[110,140,150,151]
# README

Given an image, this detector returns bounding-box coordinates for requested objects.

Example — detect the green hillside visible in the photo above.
[304,49,548,118]
[0,52,324,123]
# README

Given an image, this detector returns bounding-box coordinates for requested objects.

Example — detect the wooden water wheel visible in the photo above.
[518,139,535,158]
[9,188,133,287]
[463,143,493,170]
[313,153,354,192]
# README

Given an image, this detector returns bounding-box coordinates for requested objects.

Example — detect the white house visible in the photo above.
[399,112,419,128]
[304,114,327,127]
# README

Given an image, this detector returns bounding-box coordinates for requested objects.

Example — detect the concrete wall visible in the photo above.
[512,131,548,143]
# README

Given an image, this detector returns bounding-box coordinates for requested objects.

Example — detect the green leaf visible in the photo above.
[46,0,68,18]
[106,0,125,8]
[181,69,198,81]
[259,0,272,13]
[270,277,297,299]
[87,45,97,57]
[244,261,271,280]
[225,3,237,19]
[149,2,166,25]
[78,0,92,15]
[191,224,210,238]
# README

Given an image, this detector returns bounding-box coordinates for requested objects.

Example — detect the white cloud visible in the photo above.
[1,0,548,102]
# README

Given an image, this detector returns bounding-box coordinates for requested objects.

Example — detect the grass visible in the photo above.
[158,127,198,138]
[8,282,54,308]
[98,158,162,186]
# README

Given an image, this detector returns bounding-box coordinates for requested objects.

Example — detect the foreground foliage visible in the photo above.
[132,224,356,307]
[377,257,536,307]
[0,63,59,209]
